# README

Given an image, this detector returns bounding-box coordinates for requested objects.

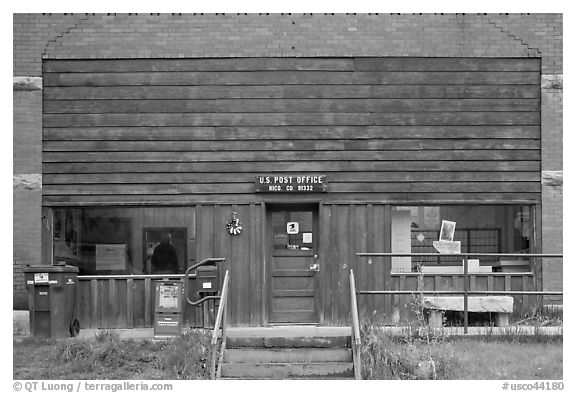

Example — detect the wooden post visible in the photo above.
[90,279,98,329]
[463,255,469,334]
[144,278,152,327]
[126,278,134,329]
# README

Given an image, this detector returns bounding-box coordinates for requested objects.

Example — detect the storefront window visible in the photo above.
[52,207,194,275]
[391,205,534,272]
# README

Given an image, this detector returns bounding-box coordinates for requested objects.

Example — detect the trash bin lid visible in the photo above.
[22,264,79,273]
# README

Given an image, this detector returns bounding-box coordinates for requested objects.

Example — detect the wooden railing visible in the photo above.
[77,273,185,329]
[210,270,230,380]
[349,269,362,380]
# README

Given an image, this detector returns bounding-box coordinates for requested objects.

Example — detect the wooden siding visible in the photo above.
[43,57,541,205]
[195,203,264,327]
[75,202,537,328]
[78,276,212,329]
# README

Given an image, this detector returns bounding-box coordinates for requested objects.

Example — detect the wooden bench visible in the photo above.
[422,296,514,328]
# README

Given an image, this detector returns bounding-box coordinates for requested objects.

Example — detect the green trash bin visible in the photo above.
[23,263,80,338]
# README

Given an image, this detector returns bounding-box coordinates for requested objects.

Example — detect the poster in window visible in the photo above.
[439,220,456,242]
[96,244,126,271]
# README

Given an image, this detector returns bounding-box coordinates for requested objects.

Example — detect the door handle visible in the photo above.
[309,263,320,272]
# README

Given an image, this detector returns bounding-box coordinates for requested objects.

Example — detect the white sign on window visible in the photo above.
[96,244,126,271]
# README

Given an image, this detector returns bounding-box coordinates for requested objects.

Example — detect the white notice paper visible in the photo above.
[303,232,312,243]
[96,244,126,270]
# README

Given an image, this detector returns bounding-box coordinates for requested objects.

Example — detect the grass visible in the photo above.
[360,323,563,380]
[357,280,563,380]
[14,322,562,380]
[13,329,212,380]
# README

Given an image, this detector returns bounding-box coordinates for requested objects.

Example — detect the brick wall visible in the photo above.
[13,90,42,309]
[13,13,83,308]
[541,76,563,302]
[486,13,562,74]
[13,13,87,76]
[41,13,539,59]
[13,13,563,308]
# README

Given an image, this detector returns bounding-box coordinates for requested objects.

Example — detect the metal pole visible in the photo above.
[463,255,468,334]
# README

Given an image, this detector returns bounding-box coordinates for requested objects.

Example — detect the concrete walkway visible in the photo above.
[76,326,352,340]
[14,310,562,340]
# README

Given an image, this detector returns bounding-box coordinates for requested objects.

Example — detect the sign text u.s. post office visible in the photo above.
[255,175,327,193]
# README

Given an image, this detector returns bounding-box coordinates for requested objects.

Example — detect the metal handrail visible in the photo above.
[184,258,226,306]
[356,252,563,334]
[210,270,230,380]
[349,269,362,380]
[79,274,185,279]
[356,252,563,257]
[358,290,563,296]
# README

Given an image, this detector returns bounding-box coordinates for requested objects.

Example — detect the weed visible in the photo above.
[94,329,121,343]
[360,323,457,380]
[15,328,213,380]
[155,330,211,379]
[56,339,93,362]
[513,303,563,327]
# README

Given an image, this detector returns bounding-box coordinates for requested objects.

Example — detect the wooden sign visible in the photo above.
[255,175,327,193]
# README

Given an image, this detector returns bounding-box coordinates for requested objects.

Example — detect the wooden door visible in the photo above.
[267,206,320,324]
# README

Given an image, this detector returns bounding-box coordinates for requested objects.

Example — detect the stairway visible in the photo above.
[219,327,357,379]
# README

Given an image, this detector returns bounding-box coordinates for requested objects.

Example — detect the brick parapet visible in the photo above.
[14,13,561,70]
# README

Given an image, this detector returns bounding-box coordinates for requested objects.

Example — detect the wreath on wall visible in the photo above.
[226,211,243,235]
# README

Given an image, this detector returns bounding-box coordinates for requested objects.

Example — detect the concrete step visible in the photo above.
[224,348,353,363]
[220,362,355,379]
[221,376,356,380]
[226,335,351,348]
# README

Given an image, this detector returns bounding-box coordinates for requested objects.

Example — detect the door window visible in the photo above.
[271,210,314,251]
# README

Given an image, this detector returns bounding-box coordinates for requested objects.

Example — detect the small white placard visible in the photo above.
[287,222,299,234]
[34,273,49,284]
[433,240,461,254]
[303,232,312,244]
[202,282,212,289]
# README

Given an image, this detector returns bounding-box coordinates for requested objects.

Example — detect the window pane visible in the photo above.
[272,210,314,251]
[391,205,533,272]
[52,207,193,275]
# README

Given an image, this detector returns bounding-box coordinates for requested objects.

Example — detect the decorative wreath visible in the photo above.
[226,212,243,235]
